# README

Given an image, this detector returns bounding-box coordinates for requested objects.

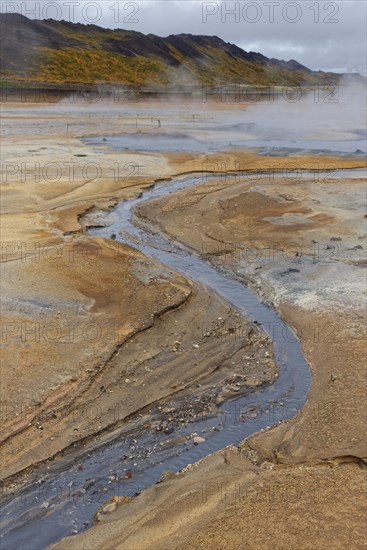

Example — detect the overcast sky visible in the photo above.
[2,0,366,73]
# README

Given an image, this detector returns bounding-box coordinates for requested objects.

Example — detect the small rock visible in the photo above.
[100,502,117,514]
[331,374,337,381]
[114,496,130,505]
[163,407,175,413]
[95,496,130,522]
[172,341,181,352]
[160,470,176,482]
[193,436,206,445]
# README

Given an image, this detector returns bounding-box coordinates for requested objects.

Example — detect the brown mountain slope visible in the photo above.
[0,13,341,87]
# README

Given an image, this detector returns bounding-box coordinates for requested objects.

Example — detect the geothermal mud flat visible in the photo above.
[0,96,366,550]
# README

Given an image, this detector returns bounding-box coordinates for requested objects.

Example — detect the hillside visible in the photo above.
[0,13,341,88]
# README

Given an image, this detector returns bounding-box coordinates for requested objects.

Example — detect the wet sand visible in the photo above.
[135,171,367,460]
[1,103,288,482]
[60,167,366,548]
[1,99,366,549]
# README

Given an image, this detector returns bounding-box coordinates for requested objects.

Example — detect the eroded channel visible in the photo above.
[0,172,317,550]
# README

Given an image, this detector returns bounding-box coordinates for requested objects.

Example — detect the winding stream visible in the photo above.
[0,172,319,550]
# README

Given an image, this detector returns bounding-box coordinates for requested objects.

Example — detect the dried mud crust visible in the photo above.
[0,238,188,478]
[49,171,367,550]
[1,235,277,482]
[1,105,366,549]
[134,171,367,460]
[50,168,364,550]
[49,446,367,550]
[4,109,357,483]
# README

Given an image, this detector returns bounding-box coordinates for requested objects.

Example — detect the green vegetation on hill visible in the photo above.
[38,48,164,85]
[0,13,342,88]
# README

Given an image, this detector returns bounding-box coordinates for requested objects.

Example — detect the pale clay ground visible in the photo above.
[0,101,366,550]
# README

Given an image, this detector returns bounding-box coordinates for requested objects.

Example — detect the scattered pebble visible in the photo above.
[100,502,117,514]
[193,436,206,444]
